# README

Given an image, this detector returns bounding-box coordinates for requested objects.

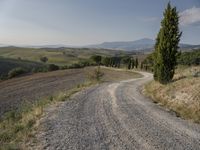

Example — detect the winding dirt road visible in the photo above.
[34,72,200,150]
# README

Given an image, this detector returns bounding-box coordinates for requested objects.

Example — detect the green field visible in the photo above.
[0,46,144,79]
[0,47,128,65]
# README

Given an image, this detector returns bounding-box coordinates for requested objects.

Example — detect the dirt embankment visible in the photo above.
[0,67,140,117]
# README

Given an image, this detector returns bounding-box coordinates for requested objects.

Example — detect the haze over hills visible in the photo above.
[0,38,199,52]
[87,38,155,51]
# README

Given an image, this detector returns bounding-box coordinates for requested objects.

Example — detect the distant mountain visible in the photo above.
[87,38,155,51]
[0,38,199,52]
[87,38,200,52]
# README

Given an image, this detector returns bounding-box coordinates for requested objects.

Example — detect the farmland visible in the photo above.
[0,47,129,65]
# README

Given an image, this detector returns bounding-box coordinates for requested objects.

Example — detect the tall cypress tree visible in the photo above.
[131,58,135,69]
[154,2,182,84]
[135,57,138,68]
[153,31,161,81]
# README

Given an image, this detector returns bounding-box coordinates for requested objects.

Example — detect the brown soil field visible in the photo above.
[0,67,140,117]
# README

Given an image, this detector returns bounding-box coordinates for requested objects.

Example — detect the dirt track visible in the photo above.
[34,72,200,150]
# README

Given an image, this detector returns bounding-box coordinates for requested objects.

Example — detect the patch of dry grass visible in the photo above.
[144,66,200,123]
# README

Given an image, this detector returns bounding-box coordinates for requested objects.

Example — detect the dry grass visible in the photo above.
[144,66,200,123]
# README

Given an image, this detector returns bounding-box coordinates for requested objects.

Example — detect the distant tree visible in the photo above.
[153,31,161,81]
[128,59,132,70]
[142,54,154,72]
[135,57,139,68]
[102,57,110,67]
[62,51,66,55]
[40,56,48,63]
[140,62,144,70]
[115,57,121,68]
[122,56,131,69]
[90,55,102,66]
[177,49,200,65]
[48,64,59,71]
[154,2,182,84]
[131,58,135,69]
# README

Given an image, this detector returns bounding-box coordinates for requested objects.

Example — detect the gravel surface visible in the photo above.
[33,72,200,149]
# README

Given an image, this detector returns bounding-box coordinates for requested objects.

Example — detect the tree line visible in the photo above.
[91,55,139,69]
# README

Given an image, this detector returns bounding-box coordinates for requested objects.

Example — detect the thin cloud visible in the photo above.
[180,6,200,26]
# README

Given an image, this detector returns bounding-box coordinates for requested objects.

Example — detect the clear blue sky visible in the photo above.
[0,0,199,46]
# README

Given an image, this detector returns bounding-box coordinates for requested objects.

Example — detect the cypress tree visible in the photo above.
[135,57,138,68]
[128,59,132,70]
[140,62,144,70]
[153,31,161,81]
[154,2,182,84]
[131,58,135,69]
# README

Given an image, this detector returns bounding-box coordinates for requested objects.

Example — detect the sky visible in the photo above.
[0,0,199,46]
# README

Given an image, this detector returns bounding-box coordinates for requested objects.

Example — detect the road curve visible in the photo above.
[35,72,200,150]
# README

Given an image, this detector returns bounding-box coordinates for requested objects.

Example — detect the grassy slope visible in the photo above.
[145,66,200,123]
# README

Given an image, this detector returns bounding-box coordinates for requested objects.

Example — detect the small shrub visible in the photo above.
[31,66,48,73]
[0,143,19,150]
[88,67,104,82]
[8,67,26,78]
[194,72,200,77]
[68,63,82,69]
[40,56,48,63]
[190,68,200,77]
[4,111,22,122]
[60,65,69,70]
[0,132,12,143]
[26,119,35,129]
[14,124,24,133]
[0,74,8,80]
[47,64,59,71]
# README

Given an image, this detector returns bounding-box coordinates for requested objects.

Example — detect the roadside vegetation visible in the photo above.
[145,66,200,123]
[153,2,181,84]
[144,2,200,123]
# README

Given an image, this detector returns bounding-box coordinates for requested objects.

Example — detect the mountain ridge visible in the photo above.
[86,38,200,52]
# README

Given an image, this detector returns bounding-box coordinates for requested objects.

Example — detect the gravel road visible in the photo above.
[34,72,200,150]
